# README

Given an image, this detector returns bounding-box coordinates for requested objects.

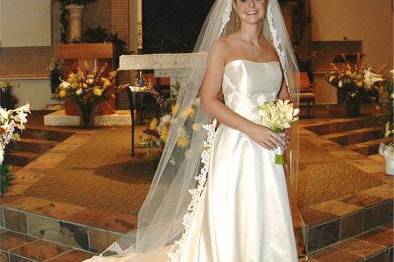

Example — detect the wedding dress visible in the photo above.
[85,59,298,262]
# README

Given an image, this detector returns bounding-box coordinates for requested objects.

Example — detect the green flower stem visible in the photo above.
[274,128,284,165]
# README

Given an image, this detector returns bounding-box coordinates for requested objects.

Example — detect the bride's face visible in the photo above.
[234,0,267,25]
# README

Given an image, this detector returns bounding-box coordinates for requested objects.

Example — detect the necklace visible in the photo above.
[249,44,262,56]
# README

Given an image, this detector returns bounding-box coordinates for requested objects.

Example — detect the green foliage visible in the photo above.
[81,27,131,67]
[0,164,14,195]
[82,26,108,43]
[49,60,64,94]
[58,0,96,6]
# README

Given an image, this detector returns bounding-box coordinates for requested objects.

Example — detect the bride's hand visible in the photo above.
[248,124,287,150]
[278,128,291,149]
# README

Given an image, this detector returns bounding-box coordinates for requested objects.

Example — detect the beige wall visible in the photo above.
[311,0,393,104]
[311,0,393,69]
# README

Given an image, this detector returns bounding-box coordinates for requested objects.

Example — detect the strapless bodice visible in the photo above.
[222,59,283,124]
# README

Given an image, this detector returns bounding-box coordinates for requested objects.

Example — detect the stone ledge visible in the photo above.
[44,110,131,127]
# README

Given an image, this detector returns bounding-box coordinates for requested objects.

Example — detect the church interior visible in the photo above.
[0,0,393,261]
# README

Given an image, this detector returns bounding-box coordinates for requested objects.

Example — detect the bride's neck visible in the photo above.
[238,23,264,45]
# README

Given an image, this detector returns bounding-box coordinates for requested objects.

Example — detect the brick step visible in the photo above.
[21,127,74,142]
[303,222,393,262]
[300,183,393,254]
[347,137,392,156]
[9,137,59,154]
[322,127,384,146]
[5,151,40,167]
[305,113,390,136]
[0,229,96,262]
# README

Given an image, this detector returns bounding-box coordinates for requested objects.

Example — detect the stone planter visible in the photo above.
[65,4,84,42]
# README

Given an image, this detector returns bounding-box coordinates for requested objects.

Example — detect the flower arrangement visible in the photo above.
[257,99,299,164]
[57,64,117,126]
[0,104,30,164]
[326,54,382,116]
[0,104,30,194]
[141,82,196,150]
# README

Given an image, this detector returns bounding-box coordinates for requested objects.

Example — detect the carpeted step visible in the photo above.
[347,137,392,156]
[304,113,390,136]
[322,127,384,146]
[8,137,59,154]
[303,222,393,262]
[5,151,40,167]
[22,127,74,141]
[8,164,23,174]
[0,229,96,262]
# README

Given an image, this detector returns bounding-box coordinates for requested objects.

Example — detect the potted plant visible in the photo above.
[58,0,97,42]
[57,64,117,127]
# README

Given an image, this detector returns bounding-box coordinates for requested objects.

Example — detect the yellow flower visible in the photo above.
[71,83,79,89]
[149,118,159,130]
[176,134,189,148]
[93,87,103,96]
[101,78,111,88]
[160,126,169,141]
[171,104,179,115]
[108,71,117,79]
[181,106,195,118]
[356,82,363,87]
[59,89,67,98]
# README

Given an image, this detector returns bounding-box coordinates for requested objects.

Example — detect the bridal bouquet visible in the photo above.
[257,98,299,164]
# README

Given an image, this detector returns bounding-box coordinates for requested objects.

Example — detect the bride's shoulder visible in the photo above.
[209,36,237,60]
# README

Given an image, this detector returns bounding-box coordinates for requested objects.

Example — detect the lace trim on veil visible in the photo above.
[267,5,289,89]
[165,119,218,262]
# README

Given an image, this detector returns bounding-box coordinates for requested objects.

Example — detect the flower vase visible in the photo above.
[345,99,361,117]
[379,143,394,176]
[78,104,94,127]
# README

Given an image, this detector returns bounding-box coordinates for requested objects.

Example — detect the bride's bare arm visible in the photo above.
[200,40,286,150]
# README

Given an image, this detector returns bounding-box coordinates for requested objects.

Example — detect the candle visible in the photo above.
[137,0,142,23]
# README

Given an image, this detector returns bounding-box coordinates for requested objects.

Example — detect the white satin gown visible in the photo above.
[84,60,298,262]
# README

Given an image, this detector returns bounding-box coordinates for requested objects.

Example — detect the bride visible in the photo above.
[85,0,301,261]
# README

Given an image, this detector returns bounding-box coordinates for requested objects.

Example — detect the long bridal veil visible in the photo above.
[101,0,303,259]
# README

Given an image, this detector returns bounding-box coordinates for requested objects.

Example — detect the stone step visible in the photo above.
[347,137,392,156]
[21,127,74,142]
[300,183,393,254]
[0,229,96,262]
[305,113,390,136]
[9,138,59,154]
[322,127,384,146]
[0,204,128,255]
[303,222,393,262]
[5,151,40,167]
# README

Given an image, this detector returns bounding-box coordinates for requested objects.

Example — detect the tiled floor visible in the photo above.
[0,229,95,262]
[1,108,392,258]
[305,222,394,262]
